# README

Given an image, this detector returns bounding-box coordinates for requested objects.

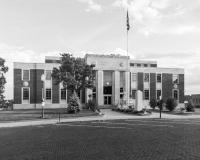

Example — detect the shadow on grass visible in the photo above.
[0,109,99,122]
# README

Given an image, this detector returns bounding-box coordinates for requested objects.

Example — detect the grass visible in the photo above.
[0,108,99,122]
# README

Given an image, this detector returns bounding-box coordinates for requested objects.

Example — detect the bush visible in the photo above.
[86,99,98,112]
[165,98,178,111]
[186,101,195,112]
[157,99,165,110]
[67,92,82,114]
[149,99,157,109]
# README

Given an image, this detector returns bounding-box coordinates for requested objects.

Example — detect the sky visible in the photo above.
[0,0,200,99]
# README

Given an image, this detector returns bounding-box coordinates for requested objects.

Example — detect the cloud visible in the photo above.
[78,0,102,12]
[112,0,200,35]
[0,43,61,99]
[133,50,200,95]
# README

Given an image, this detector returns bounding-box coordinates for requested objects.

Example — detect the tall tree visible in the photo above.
[0,57,9,100]
[52,53,96,93]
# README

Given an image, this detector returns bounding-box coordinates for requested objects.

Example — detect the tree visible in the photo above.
[0,57,9,101]
[52,53,96,93]
[165,97,178,111]
[149,98,157,109]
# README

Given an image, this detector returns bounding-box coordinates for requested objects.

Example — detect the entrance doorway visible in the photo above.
[104,96,112,105]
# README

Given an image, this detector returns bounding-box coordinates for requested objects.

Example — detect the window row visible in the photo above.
[22,70,52,81]
[130,89,178,100]
[130,63,157,67]
[131,73,179,84]
[23,88,67,100]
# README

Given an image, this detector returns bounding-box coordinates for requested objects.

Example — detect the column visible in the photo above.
[112,71,120,106]
[123,71,130,101]
[85,88,92,103]
[97,70,103,106]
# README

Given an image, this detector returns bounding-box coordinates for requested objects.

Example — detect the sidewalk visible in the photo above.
[0,109,200,128]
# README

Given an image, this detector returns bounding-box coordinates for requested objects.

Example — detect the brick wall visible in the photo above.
[179,74,184,103]
[150,73,156,100]
[52,77,59,103]
[67,89,72,103]
[36,70,44,103]
[14,69,22,104]
[30,69,36,104]
[138,72,144,93]
[162,73,173,100]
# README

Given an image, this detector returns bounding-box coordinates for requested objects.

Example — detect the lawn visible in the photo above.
[0,108,99,122]
[1,119,200,160]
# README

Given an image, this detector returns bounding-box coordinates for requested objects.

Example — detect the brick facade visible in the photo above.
[138,72,144,93]
[179,74,184,103]
[150,73,156,100]
[52,77,59,103]
[162,73,173,100]
[14,69,22,104]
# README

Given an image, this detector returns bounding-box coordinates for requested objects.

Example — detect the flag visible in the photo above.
[126,10,130,31]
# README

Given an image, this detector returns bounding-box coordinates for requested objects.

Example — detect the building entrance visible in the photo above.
[104,96,112,105]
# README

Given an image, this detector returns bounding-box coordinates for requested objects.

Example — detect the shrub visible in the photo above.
[86,99,98,112]
[67,92,82,114]
[165,98,178,111]
[157,99,165,110]
[186,101,195,112]
[149,99,157,109]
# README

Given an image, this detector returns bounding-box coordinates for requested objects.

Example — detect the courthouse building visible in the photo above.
[13,54,185,109]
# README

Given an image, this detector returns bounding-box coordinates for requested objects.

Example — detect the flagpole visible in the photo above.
[127,8,129,108]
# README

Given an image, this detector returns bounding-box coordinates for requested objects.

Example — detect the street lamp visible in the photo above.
[41,74,45,118]
[0,67,3,108]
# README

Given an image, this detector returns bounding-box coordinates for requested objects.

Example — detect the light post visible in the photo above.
[41,74,45,118]
[0,67,3,108]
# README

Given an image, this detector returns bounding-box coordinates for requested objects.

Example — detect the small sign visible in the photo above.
[42,102,45,107]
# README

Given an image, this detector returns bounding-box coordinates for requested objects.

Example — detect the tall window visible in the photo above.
[23,70,29,81]
[131,90,136,99]
[173,90,178,100]
[61,89,66,99]
[173,74,178,84]
[132,73,137,81]
[157,90,161,100]
[144,90,149,100]
[23,88,29,100]
[137,64,141,67]
[46,89,51,99]
[144,73,149,82]
[157,74,161,83]
[46,70,51,80]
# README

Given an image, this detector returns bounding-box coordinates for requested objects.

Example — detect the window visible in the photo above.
[46,70,51,80]
[132,73,137,81]
[23,88,29,100]
[104,86,112,94]
[61,89,66,99]
[157,74,161,83]
[23,70,29,81]
[144,90,149,100]
[157,90,161,100]
[130,63,134,66]
[173,74,178,84]
[144,73,149,82]
[144,64,148,67]
[173,90,178,100]
[137,64,141,67]
[131,90,136,99]
[46,89,51,99]
[120,87,123,93]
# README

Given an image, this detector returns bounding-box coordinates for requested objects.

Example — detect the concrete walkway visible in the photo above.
[0,109,200,128]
